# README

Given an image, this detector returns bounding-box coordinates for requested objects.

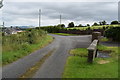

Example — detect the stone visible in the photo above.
[87,40,98,63]
[92,32,101,42]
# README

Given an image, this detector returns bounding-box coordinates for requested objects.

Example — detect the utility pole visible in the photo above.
[3,21,4,27]
[39,9,41,28]
[0,0,3,8]
[60,14,61,25]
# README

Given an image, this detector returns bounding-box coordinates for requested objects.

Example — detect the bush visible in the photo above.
[40,26,66,33]
[68,22,74,28]
[111,21,119,25]
[2,29,46,53]
[105,27,120,41]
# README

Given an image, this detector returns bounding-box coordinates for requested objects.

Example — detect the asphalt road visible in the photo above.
[2,34,91,78]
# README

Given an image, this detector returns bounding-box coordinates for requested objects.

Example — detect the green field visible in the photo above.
[52,33,79,36]
[67,25,119,30]
[2,35,53,65]
[63,45,119,78]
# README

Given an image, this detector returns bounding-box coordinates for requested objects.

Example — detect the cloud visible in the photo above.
[2,2,118,27]
[4,0,120,2]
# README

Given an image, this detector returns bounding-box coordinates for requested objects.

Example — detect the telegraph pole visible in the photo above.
[39,9,41,28]
[60,14,61,25]
[3,21,4,27]
[0,0,3,8]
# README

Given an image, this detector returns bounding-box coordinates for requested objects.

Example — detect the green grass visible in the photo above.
[63,45,119,78]
[70,48,88,57]
[100,37,109,42]
[97,44,118,52]
[63,56,118,78]
[2,35,53,65]
[52,33,79,36]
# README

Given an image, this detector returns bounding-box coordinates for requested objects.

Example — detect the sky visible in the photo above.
[0,0,119,27]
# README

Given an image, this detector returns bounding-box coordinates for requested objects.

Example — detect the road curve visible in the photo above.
[2,34,91,78]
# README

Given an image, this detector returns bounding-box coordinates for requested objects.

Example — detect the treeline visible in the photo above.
[45,20,119,28]
[39,25,120,42]
[68,20,119,28]
[39,25,109,33]
[39,26,66,33]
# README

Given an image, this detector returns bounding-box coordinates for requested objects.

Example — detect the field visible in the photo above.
[67,25,119,30]
[63,45,119,78]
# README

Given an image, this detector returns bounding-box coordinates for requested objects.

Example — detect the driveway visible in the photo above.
[2,34,91,78]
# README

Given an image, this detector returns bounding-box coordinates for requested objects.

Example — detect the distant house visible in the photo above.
[3,27,23,35]
[3,27,17,35]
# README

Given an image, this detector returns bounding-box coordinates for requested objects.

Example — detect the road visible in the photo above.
[2,34,91,78]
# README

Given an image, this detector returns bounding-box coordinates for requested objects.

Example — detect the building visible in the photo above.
[2,27,23,35]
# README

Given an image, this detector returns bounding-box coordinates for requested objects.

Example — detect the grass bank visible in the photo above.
[52,33,79,36]
[100,37,109,42]
[2,35,53,65]
[63,45,119,78]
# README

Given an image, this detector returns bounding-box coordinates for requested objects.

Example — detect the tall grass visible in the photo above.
[2,29,53,65]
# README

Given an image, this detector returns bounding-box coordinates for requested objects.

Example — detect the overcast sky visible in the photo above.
[0,0,119,27]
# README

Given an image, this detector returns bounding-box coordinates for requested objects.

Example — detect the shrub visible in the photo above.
[2,29,46,53]
[111,21,119,25]
[68,22,74,28]
[105,27,120,41]
[40,26,66,33]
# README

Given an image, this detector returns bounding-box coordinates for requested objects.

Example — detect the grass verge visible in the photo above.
[100,37,109,42]
[52,33,79,36]
[70,48,88,57]
[63,45,119,78]
[2,35,53,65]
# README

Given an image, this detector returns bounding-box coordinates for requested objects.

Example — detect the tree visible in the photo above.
[99,21,107,25]
[78,24,83,27]
[57,24,65,28]
[92,22,99,26]
[111,21,119,25]
[61,24,65,28]
[86,24,90,26]
[68,22,74,28]
[99,22,102,25]
[102,20,107,25]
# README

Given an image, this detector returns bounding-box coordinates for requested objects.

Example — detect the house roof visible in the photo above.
[3,27,17,34]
